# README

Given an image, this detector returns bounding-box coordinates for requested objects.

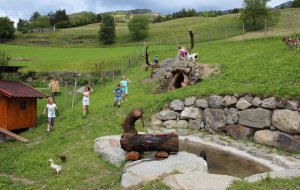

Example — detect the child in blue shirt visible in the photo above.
[113,84,124,108]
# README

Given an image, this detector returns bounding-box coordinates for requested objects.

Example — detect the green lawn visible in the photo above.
[0,38,300,189]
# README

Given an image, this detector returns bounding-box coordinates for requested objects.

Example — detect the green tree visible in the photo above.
[17,18,30,33]
[128,15,150,40]
[48,9,69,28]
[240,0,270,31]
[99,14,116,45]
[0,50,11,66]
[292,0,300,7]
[30,11,41,21]
[0,17,15,41]
[30,16,51,28]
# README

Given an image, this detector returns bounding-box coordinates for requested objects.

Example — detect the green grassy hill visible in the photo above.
[9,8,300,47]
[0,38,300,189]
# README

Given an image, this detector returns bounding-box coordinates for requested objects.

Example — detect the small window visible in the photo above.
[20,101,26,110]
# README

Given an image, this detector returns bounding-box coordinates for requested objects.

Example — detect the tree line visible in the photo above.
[17,10,103,33]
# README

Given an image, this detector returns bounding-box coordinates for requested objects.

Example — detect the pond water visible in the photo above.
[179,140,271,178]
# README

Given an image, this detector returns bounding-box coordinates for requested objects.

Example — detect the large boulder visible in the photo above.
[150,113,163,127]
[238,108,272,129]
[180,107,202,120]
[261,97,278,110]
[226,108,239,125]
[226,125,255,140]
[158,110,179,121]
[208,95,223,109]
[253,130,280,148]
[221,95,238,106]
[93,136,126,166]
[272,109,300,135]
[195,99,209,108]
[204,108,227,132]
[245,169,300,183]
[163,172,240,190]
[121,152,208,189]
[236,98,252,110]
[184,97,197,107]
[170,99,185,111]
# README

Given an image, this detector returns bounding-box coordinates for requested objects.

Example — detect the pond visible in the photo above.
[179,140,271,178]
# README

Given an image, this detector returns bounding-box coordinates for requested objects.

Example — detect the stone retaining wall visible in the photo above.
[154,95,300,153]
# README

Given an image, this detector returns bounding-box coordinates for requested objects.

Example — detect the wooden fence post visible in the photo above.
[293,11,296,38]
[112,65,115,81]
[128,56,132,68]
[264,17,267,40]
[243,23,245,42]
[65,81,67,111]
[72,78,77,108]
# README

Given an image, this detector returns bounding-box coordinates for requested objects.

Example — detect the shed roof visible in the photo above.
[0,81,48,98]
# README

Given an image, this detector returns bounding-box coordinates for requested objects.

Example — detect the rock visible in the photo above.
[188,119,202,130]
[226,125,255,140]
[244,95,254,103]
[239,108,272,129]
[93,136,126,166]
[262,97,278,110]
[272,109,300,135]
[277,132,300,153]
[226,108,239,125]
[270,126,277,131]
[286,100,299,111]
[195,99,208,108]
[204,108,227,133]
[245,169,300,183]
[170,99,185,111]
[150,114,163,127]
[208,95,223,109]
[278,101,287,109]
[184,97,197,107]
[253,130,280,148]
[121,152,208,189]
[180,107,202,120]
[163,172,240,190]
[252,97,262,107]
[158,110,179,121]
[221,95,238,106]
[177,129,192,136]
[163,120,188,129]
[236,98,252,110]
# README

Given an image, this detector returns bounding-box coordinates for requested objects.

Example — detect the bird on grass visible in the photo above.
[48,159,62,174]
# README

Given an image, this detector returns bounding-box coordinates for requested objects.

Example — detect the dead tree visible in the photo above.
[144,46,159,79]
[188,30,194,53]
[120,109,179,160]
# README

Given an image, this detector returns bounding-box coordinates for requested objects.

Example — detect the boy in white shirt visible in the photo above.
[43,97,58,132]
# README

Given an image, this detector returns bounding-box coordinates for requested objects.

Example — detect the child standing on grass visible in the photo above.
[82,86,90,118]
[120,75,131,102]
[113,84,123,108]
[43,97,58,132]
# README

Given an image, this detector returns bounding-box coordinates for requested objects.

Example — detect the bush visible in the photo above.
[0,50,11,66]
[0,17,15,41]
[99,15,116,45]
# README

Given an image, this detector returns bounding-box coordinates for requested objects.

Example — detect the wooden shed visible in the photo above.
[0,81,47,131]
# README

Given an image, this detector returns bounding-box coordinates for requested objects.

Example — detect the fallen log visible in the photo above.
[120,109,179,153]
[120,133,179,152]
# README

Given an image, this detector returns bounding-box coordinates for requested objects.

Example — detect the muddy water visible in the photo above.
[179,140,271,178]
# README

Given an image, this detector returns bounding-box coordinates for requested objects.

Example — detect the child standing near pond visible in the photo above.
[113,84,124,108]
[82,86,90,118]
[120,75,131,102]
[43,97,58,133]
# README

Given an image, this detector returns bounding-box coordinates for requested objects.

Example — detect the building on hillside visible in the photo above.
[0,81,47,131]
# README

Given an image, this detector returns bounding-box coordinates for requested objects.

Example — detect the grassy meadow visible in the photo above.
[0,36,300,189]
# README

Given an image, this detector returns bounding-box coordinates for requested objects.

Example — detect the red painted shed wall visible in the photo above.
[0,95,7,129]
